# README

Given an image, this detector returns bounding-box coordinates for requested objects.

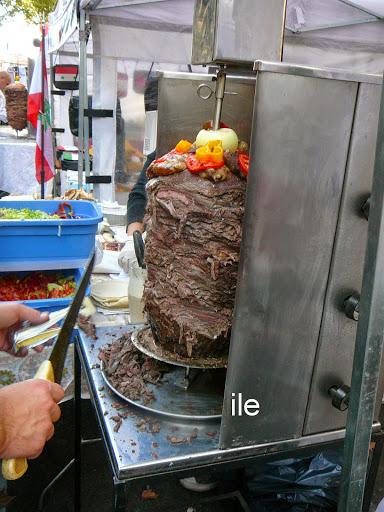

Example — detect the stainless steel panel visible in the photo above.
[304,83,382,435]
[191,0,217,65]
[220,70,358,448]
[254,61,383,85]
[156,72,256,156]
[192,0,286,65]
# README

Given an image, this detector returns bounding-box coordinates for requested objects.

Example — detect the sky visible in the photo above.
[0,14,40,64]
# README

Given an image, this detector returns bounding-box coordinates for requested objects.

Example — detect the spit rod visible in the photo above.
[212,69,227,131]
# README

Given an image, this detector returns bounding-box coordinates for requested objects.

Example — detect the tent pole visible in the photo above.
[338,72,384,511]
[40,24,45,198]
[83,12,90,189]
[78,9,86,190]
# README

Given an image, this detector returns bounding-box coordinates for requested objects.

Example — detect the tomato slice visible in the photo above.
[239,153,250,176]
[186,155,224,174]
[186,155,205,173]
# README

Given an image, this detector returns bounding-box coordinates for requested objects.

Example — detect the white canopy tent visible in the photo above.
[48,0,384,201]
[49,0,197,201]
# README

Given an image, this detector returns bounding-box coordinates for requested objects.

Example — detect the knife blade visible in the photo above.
[49,251,95,384]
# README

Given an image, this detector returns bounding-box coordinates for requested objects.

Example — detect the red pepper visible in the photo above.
[203,121,230,130]
[55,202,74,219]
[0,272,76,301]
[186,155,223,174]
[239,153,250,176]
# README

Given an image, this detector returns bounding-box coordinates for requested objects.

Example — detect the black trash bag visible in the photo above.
[243,449,342,512]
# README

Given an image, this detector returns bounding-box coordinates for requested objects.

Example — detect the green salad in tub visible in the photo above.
[0,208,59,220]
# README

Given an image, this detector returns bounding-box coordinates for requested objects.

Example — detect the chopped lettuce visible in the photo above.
[0,208,59,220]
[47,283,64,292]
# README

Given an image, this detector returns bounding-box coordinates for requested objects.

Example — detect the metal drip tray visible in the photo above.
[132,327,228,369]
[101,360,225,420]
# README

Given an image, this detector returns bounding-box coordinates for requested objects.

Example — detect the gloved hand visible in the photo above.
[118,236,136,274]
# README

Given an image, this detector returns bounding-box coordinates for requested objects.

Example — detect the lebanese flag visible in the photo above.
[27,28,54,184]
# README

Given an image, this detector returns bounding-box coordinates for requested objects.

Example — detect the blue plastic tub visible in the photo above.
[0,200,102,271]
[0,268,90,313]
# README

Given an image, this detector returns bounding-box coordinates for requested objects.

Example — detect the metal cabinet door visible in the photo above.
[220,68,358,448]
[303,82,382,435]
[157,72,255,156]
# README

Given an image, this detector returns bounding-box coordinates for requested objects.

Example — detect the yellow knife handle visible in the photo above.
[2,361,55,480]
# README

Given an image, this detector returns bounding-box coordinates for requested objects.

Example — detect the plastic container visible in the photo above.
[0,268,89,313]
[128,261,147,324]
[0,200,102,271]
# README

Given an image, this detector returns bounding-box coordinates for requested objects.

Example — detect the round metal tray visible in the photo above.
[101,361,225,420]
[131,328,228,369]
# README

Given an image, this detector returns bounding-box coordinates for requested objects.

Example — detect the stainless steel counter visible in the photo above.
[77,325,378,482]
[77,325,220,480]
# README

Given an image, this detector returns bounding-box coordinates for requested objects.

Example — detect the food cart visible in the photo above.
[43,1,384,510]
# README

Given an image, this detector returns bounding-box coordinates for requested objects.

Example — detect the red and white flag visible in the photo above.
[27,27,54,184]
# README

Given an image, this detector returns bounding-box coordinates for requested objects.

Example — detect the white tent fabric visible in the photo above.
[92,18,192,63]
[284,0,384,72]
[342,0,384,17]
[285,0,376,32]
[92,55,117,201]
[48,0,78,54]
[49,0,194,62]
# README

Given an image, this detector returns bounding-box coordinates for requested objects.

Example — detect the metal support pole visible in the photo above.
[49,52,58,197]
[338,72,384,512]
[82,15,90,190]
[113,477,128,512]
[78,10,87,190]
[74,343,82,511]
[37,459,75,511]
[40,24,46,198]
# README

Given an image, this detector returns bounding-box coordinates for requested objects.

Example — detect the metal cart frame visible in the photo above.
[73,331,384,512]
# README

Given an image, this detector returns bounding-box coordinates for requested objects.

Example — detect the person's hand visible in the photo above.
[0,304,49,357]
[127,222,144,236]
[118,235,136,274]
[0,379,64,459]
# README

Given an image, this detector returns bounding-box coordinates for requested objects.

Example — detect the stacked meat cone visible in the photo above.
[4,83,28,131]
[143,134,249,359]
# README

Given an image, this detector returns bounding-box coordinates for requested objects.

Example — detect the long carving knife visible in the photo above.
[2,252,95,480]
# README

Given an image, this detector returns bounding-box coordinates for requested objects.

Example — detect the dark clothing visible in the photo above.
[126,151,156,225]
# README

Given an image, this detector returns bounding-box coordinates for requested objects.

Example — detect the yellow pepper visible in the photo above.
[175,140,193,153]
[195,140,224,164]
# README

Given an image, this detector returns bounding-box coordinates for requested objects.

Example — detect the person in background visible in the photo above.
[0,303,64,460]
[125,74,159,235]
[126,150,156,235]
[119,76,157,272]
[0,71,11,125]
